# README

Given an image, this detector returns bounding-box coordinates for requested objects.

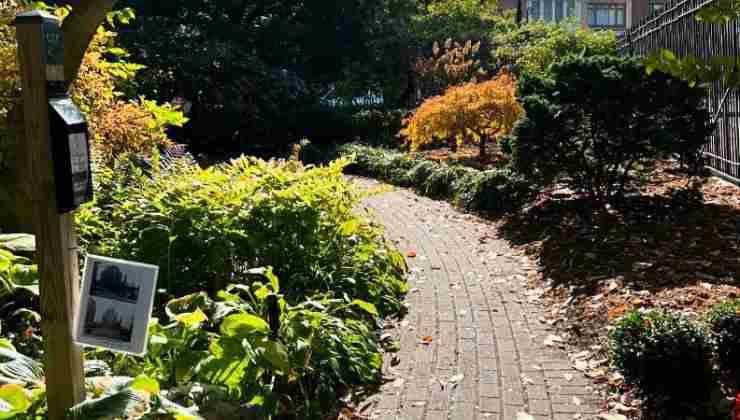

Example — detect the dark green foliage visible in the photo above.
[609,310,718,416]
[115,0,417,152]
[298,107,408,147]
[422,165,471,199]
[707,299,740,387]
[301,143,535,215]
[453,169,534,213]
[506,54,713,203]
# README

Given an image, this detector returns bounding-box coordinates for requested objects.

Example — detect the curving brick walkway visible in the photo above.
[357,179,602,420]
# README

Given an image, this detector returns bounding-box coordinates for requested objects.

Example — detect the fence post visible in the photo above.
[14,10,86,419]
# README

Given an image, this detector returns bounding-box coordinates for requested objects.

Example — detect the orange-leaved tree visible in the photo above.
[399,72,523,158]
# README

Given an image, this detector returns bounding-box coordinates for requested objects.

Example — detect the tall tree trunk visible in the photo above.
[477,132,487,159]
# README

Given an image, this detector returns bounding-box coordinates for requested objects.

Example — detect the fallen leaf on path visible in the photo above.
[421,335,433,345]
[407,251,417,258]
[544,334,564,347]
[598,414,627,420]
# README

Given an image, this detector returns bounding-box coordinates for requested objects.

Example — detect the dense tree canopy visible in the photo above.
[107,0,416,152]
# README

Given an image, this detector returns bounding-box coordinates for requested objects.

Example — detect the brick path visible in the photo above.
[358,180,602,420]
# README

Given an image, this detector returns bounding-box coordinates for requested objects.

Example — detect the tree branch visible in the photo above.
[62,0,116,82]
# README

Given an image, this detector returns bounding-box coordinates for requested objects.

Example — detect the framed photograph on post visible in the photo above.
[74,255,158,355]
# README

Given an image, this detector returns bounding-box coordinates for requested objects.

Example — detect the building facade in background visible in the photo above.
[500,0,665,33]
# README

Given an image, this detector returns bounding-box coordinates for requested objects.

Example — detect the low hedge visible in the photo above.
[300,143,535,215]
[707,299,740,387]
[609,310,723,418]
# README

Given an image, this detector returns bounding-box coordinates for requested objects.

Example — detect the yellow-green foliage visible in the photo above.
[76,156,408,315]
[0,2,186,166]
[400,72,523,156]
[492,20,617,76]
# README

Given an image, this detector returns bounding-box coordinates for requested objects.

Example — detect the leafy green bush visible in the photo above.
[76,156,407,316]
[97,271,385,418]
[707,299,740,387]
[422,165,472,199]
[453,169,534,213]
[300,143,535,215]
[609,310,718,415]
[490,20,616,77]
[505,54,713,203]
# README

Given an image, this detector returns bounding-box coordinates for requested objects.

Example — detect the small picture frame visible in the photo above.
[75,255,158,356]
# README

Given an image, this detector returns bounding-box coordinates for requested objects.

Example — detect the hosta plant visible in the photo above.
[0,340,200,419]
[95,269,386,418]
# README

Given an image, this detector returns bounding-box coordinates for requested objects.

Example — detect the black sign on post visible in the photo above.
[49,98,93,213]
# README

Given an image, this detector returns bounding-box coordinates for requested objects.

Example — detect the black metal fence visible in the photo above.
[618,0,740,183]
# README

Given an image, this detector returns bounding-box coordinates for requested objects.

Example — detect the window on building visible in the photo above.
[543,0,553,21]
[529,0,541,19]
[530,0,577,21]
[648,0,665,14]
[587,3,626,27]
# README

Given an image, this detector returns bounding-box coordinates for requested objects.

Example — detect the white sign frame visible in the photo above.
[74,255,158,356]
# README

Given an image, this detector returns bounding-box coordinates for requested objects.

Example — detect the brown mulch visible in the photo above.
[495,161,740,418]
[413,144,508,170]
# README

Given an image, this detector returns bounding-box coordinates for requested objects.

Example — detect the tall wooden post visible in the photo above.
[14,10,85,419]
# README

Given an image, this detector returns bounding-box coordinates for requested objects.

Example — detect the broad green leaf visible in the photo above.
[0,341,14,352]
[175,308,208,328]
[0,384,30,418]
[352,299,379,317]
[259,340,290,373]
[220,313,269,337]
[339,219,360,236]
[130,375,160,394]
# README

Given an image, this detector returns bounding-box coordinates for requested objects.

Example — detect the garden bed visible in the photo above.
[499,161,740,418]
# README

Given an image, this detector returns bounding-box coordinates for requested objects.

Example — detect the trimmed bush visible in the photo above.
[708,299,740,387]
[506,54,713,203]
[300,143,535,215]
[609,310,718,416]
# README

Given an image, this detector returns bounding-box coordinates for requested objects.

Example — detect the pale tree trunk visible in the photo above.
[9,0,115,231]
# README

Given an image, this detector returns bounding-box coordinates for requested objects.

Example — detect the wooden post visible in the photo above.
[14,11,85,420]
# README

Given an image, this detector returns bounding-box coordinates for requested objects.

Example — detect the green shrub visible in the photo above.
[406,161,438,186]
[422,165,472,198]
[76,156,407,316]
[491,20,616,77]
[102,273,386,418]
[609,310,718,415]
[707,299,740,387]
[300,143,535,215]
[453,169,534,213]
[351,109,408,146]
[506,54,713,203]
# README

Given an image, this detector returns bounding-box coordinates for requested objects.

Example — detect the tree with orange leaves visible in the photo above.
[400,72,523,158]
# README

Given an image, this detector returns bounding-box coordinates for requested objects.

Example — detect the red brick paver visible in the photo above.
[357,180,602,420]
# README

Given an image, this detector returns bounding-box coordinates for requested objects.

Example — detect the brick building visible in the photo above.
[500,0,665,33]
